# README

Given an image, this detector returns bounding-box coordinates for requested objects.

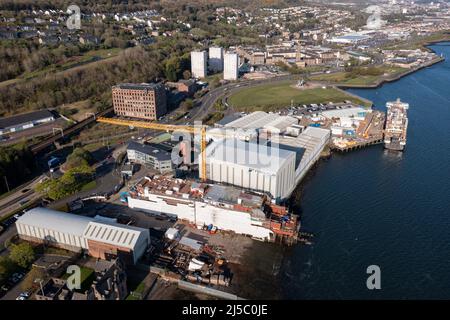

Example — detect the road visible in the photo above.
[0,175,46,219]
[192,71,332,120]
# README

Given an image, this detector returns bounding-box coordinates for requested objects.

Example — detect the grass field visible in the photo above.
[310,66,408,86]
[227,81,370,111]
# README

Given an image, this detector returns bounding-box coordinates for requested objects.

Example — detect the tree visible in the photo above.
[9,243,35,269]
[183,70,191,80]
[0,256,14,283]
[64,147,93,170]
[182,98,194,110]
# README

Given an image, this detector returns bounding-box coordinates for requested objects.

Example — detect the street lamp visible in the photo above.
[3,176,9,192]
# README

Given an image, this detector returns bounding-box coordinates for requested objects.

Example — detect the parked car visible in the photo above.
[16,292,30,300]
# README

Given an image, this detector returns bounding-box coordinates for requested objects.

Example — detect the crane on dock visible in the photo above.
[97,117,210,180]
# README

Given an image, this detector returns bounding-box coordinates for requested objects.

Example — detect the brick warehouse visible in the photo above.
[112,83,167,120]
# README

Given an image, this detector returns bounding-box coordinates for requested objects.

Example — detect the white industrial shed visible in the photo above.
[16,207,150,264]
[200,138,296,200]
[83,221,150,265]
[16,207,91,251]
[224,111,298,134]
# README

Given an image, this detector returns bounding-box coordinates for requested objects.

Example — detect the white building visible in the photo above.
[191,50,207,78]
[16,208,150,265]
[127,176,300,241]
[224,52,239,80]
[200,138,297,200]
[208,47,223,72]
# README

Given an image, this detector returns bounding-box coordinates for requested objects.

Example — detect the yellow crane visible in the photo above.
[97,117,208,180]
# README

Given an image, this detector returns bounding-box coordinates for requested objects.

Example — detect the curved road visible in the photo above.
[193,71,334,120]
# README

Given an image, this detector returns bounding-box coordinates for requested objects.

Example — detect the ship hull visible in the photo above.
[384,141,405,151]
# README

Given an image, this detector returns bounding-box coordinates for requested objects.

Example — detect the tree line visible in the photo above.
[0,36,196,116]
[0,144,36,195]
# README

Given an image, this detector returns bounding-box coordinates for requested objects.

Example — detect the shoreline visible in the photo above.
[336,56,445,90]
[233,39,450,299]
[335,38,449,90]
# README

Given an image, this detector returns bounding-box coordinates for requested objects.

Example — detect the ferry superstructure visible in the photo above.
[384,98,409,151]
[127,175,300,244]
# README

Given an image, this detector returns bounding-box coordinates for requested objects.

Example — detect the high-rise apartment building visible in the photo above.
[209,47,224,72]
[224,52,239,80]
[191,50,207,78]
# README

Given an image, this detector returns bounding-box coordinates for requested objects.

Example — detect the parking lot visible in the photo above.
[75,200,175,232]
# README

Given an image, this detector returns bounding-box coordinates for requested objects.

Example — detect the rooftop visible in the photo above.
[134,175,268,211]
[0,109,55,129]
[205,138,296,175]
[113,82,163,91]
[17,207,93,237]
[127,141,172,161]
[83,221,148,250]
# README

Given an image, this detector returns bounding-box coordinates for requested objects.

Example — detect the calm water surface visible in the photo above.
[280,43,450,299]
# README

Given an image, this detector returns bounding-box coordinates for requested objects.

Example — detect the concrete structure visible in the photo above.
[205,113,330,200]
[0,109,55,136]
[127,141,173,173]
[209,47,224,72]
[112,83,167,121]
[191,50,207,78]
[16,208,150,265]
[200,138,297,200]
[224,52,239,80]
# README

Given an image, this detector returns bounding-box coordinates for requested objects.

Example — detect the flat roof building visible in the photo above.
[224,52,239,80]
[191,50,207,78]
[112,83,167,121]
[127,141,173,173]
[209,47,224,73]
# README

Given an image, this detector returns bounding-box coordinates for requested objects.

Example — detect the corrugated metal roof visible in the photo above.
[302,127,331,140]
[225,111,279,129]
[16,207,93,237]
[0,109,55,129]
[83,221,148,249]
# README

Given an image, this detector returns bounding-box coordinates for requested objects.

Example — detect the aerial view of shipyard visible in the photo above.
[0,0,449,305]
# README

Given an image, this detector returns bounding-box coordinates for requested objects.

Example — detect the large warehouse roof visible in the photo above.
[320,107,369,119]
[206,138,296,175]
[224,111,298,134]
[83,221,148,250]
[17,207,93,237]
[224,111,279,129]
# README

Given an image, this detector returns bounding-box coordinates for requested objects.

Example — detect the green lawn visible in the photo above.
[80,180,97,192]
[62,266,95,292]
[228,81,369,111]
[126,281,146,300]
[310,66,408,86]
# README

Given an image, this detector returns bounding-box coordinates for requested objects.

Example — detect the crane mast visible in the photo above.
[97,117,209,181]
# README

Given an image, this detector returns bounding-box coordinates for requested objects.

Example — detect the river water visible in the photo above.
[277,43,450,299]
